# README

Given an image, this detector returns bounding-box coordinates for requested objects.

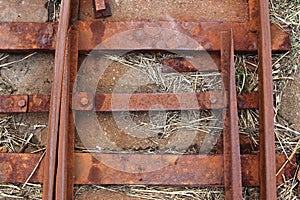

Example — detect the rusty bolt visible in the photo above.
[80,97,89,106]
[18,99,26,108]
[209,95,218,104]
[4,99,12,107]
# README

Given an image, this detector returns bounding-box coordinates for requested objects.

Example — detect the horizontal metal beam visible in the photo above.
[0,21,289,52]
[73,92,258,111]
[0,92,258,113]
[0,153,295,186]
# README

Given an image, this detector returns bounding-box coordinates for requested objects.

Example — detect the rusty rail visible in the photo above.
[0,0,292,199]
[221,30,242,199]
[258,0,277,199]
[42,0,72,199]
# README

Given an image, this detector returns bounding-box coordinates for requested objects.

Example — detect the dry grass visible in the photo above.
[0,184,42,200]
[0,53,45,199]
[45,0,61,22]
[1,0,299,199]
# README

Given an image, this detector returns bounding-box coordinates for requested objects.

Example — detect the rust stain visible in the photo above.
[88,166,101,183]
[90,21,105,49]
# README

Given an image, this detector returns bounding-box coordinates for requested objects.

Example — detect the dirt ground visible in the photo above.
[0,0,299,199]
[280,76,300,131]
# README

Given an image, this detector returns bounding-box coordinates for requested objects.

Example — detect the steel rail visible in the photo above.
[55,30,71,199]
[67,30,79,200]
[42,0,72,198]
[221,30,242,199]
[257,0,277,199]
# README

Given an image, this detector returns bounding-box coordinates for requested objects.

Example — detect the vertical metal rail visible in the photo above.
[221,30,243,200]
[68,30,79,200]
[257,0,277,199]
[43,0,72,198]
[55,30,71,199]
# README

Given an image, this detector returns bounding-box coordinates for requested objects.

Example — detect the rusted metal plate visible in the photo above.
[0,22,289,52]
[72,92,259,111]
[72,92,94,111]
[0,95,28,113]
[0,153,295,186]
[0,22,56,52]
[221,30,242,199]
[76,21,290,52]
[0,153,43,183]
[73,92,225,111]
[257,0,277,199]
[95,92,226,111]
[94,0,111,18]
[28,94,50,113]
[74,154,295,186]
[94,0,106,11]
[0,92,258,113]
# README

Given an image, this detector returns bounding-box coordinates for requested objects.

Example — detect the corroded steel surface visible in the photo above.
[0,21,289,52]
[94,0,106,11]
[257,0,277,199]
[28,95,51,113]
[66,30,79,200]
[0,153,43,183]
[221,30,242,199]
[56,30,71,199]
[43,0,72,198]
[94,0,112,18]
[0,95,28,113]
[0,22,56,52]
[0,92,259,113]
[0,153,295,186]
[76,21,290,52]
[74,154,295,186]
[95,92,225,111]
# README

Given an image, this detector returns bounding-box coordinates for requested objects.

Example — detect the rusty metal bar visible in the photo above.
[67,30,79,200]
[94,0,106,11]
[43,0,72,198]
[221,30,242,199]
[257,0,277,199]
[0,153,295,186]
[0,92,258,113]
[76,21,290,52]
[55,30,71,199]
[72,91,225,111]
[0,95,28,113]
[94,0,112,18]
[0,22,289,52]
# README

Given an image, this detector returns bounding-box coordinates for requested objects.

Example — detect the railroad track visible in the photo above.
[0,0,295,199]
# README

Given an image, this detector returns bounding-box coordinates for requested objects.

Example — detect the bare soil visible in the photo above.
[79,0,249,22]
[0,0,298,199]
[280,75,300,132]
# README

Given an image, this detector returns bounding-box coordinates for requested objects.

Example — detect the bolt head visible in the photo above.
[18,99,26,107]
[4,99,12,106]
[209,96,217,104]
[80,97,89,106]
